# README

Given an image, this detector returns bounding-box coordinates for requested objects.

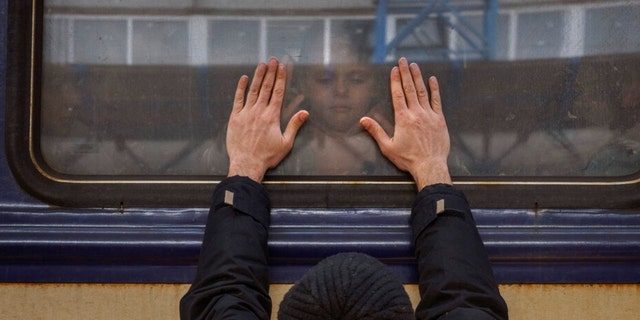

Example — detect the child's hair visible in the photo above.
[298,20,374,65]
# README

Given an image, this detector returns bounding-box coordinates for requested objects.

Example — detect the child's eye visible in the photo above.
[315,76,333,85]
[349,76,365,84]
[349,73,369,84]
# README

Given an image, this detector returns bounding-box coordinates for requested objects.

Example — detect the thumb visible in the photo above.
[283,110,309,145]
[360,116,390,150]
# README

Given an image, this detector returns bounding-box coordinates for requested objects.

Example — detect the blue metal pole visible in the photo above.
[383,0,439,60]
[483,0,499,60]
[373,0,389,63]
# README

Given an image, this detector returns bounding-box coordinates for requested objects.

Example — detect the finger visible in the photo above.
[282,110,309,146]
[410,63,429,110]
[360,116,391,151]
[257,58,279,107]
[246,62,267,108]
[232,75,249,114]
[269,62,287,110]
[428,76,443,114]
[389,66,408,113]
[398,58,419,108]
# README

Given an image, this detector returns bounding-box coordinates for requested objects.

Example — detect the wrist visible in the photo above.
[227,162,267,183]
[412,161,452,191]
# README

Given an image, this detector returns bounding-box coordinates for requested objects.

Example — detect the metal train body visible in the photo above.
[2,0,639,295]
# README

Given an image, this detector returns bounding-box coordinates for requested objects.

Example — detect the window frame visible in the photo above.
[6,0,640,209]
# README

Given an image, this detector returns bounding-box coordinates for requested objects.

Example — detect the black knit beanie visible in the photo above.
[278,252,414,320]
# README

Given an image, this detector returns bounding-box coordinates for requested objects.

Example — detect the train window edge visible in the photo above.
[5,1,640,209]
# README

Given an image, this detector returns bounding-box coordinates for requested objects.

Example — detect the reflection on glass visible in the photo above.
[73,20,127,64]
[585,6,640,55]
[584,72,640,176]
[209,20,260,64]
[132,20,188,64]
[454,14,510,61]
[516,11,564,60]
[395,16,449,61]
[276,20,397,175]
[39,0,640,178]
[266,20,323,63]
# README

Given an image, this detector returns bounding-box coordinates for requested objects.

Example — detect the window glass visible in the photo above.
[208,20,260,64]
[266,19,323,63]
[515,11,564,59]
[43,17,71,64]
[39,0,640,180]
[585,6,640,56]
[73,19,127,64]
[452,13,510,61]
[395,16,449,61]
[132,20,189,65]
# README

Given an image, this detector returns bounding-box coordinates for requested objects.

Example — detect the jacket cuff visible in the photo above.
[410,183,470,244]
[212,176,271,228]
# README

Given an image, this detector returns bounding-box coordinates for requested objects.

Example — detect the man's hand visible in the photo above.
[360,58,452,190]
[226,57,309,183]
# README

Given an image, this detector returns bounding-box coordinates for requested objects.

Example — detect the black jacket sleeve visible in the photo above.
[180,176,272,320]
[411,184,508,320]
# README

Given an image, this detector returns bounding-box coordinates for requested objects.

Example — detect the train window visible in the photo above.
[73,20,128,64]
[6,0,640,208]
[516,11,564,59]
[209,20,260,64]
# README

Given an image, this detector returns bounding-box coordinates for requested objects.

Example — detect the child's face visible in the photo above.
[303,63,376,134]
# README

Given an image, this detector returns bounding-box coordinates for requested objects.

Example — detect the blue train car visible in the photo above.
[2,1,640,318]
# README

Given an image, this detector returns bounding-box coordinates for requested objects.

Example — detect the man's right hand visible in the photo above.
[360,58,452,190]
[226,57,308,183]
